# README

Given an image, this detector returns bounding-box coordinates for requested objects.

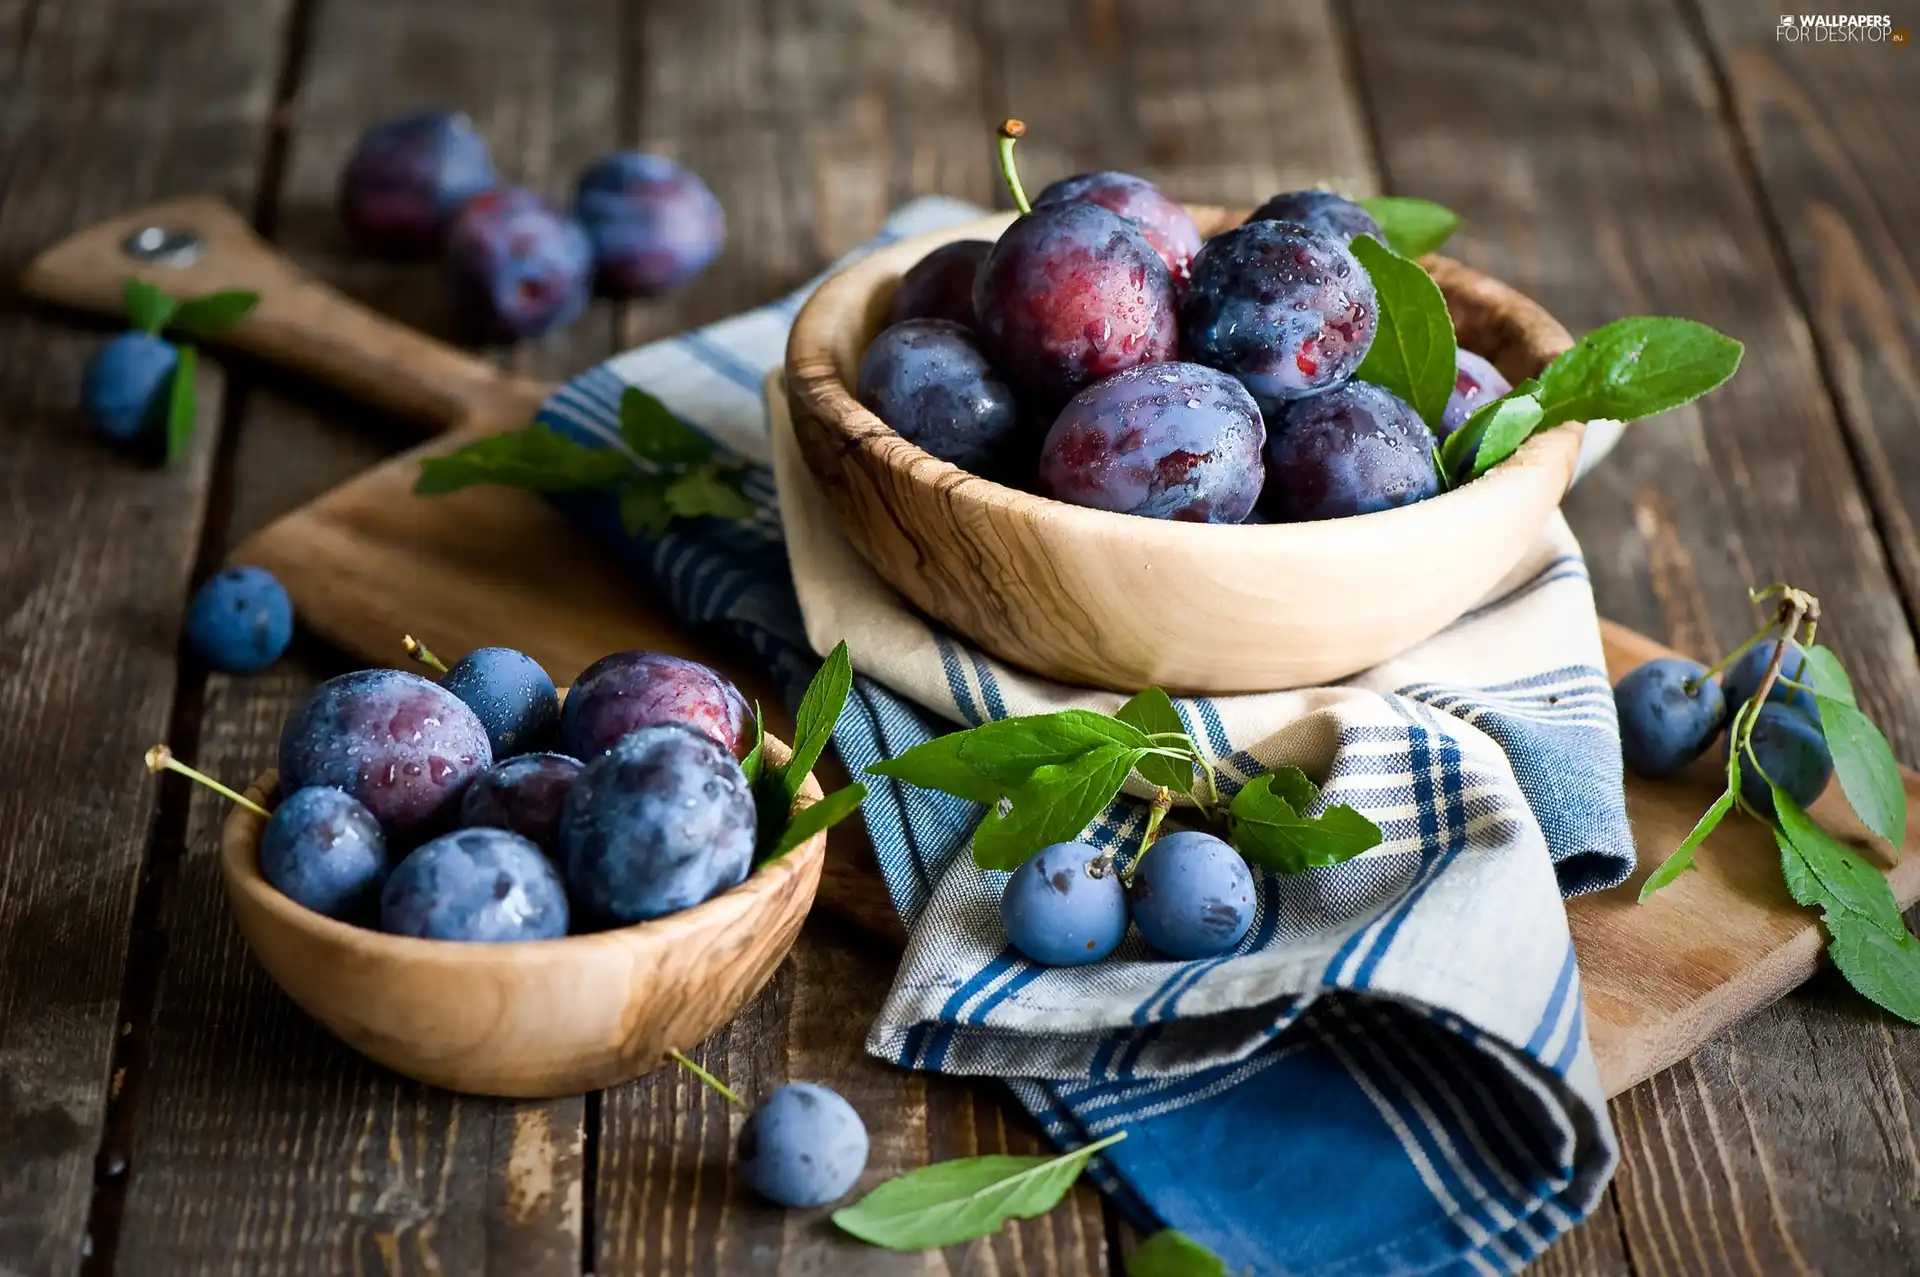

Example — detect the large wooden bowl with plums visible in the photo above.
[218,736,825,1098]
[785,206,1584,694]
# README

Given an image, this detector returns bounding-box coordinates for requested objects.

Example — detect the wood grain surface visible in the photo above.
[1,1,1917,1275]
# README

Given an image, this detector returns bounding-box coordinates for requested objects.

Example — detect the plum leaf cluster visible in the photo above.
[114,278,260,465]
[745,640,867,864]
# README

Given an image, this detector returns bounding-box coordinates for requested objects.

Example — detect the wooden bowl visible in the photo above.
[218,736,825,1098]
[785,207,1584,694]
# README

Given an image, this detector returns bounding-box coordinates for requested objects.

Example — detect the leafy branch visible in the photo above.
[743,641,865,864]
[121,278,260,465]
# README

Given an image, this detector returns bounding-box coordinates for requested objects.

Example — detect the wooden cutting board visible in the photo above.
[24,197,1920,1098]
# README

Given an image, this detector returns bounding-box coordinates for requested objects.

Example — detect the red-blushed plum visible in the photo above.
[259,786,390,923]
[857,319,1024,476]
[1246,189,1382,244]
[445,187,593,341]
[458,752,583,854]
[1440,348,1513,440]
[886,240,991,328]
[559,725,755,926]
[278,669,493,839]
[973,200,1179,407]
[1126,830,1255,959]
[1035,171,1203,283]
[1040,362,1265,522]
[1263,381,1438,523]
[1180,220,1377,418]
[572,152,725,297]
[1613,658,1727,778]
[339,110,498,255]
[999,842,1129,966]
[378,827,569,942]
[559,650,753,759]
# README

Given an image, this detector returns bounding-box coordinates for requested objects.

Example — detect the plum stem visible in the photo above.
[1121,788,1177,887]
[403,634,449,675]
[144,744,271,818]
[668,1048,749,1111]
[997,119,1033,215]
[1687,617,1779,692]
[1729,589,1817,813]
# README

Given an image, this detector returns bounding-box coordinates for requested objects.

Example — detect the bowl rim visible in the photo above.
[219,731,827,965]
[785,204,1585,540]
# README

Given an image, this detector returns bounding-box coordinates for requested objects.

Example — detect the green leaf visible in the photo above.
[1264,765,1320,811]
[1532,317,1743,430]
[972,744,1142,871]
[866,735,1004,805]
[415,425,633,496]
[1638,788,1734,901]
[832,1132,1125,1250]
[1227,772,1383,874]
[958,712,1150,788]
[763,782,866,865]
[1127,1229,1229,1277]
[1774,794,1907,939]
[1359,196,1462,258]
[1815,695,1907,853]
[1350,234,1457,431]
[163,343,197,466]
[169,289,259,336]
[740,703,766,787]
[1465,395,1548,480]
[783,641,853,803]
[664,466,756,522]
[1800,645,1857,706]
[123,278,177,335]
[1824,913,1920,1024]
[619,387,715,467]
[618,475,676,537]
[1116,687,1194,794]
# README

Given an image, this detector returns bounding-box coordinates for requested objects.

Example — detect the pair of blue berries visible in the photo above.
[1000,831,1257,966]
[1613,640,1831,817]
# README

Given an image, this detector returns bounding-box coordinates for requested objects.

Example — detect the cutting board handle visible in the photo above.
[19,196,547,435]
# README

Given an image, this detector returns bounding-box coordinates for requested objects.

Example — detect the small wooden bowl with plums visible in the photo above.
[786,189,1587,695]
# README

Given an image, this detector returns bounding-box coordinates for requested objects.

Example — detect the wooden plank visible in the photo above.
[108,0,625,1271]
[1344,0,1920,1271]
[0,0,290,1270]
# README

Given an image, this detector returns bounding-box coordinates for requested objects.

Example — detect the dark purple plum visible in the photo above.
[1614,658,1726,778]
[1179,220,1377,418]
[1127,830,1255,959]
[1439,348,1513,440]
[339,110,498,255]
[259,786,390,922]
[1245,190,1381,244]
[1263,380,1438,522]
[440,646,560,758]
[857,320,1024,476]
[1034,172,1203,283]
[572,152,725,297]
[1722,639,1821,725]
[1039,362,1264,522]
[445,186,593,342]
[973,200,1179,406]
[1728,702,1833,819]
[378,827,569,942]
[559,724,755,925]
[886,240,991,328]
[278,668,492,838]
[559,650,752,760]
[459,752,583,853]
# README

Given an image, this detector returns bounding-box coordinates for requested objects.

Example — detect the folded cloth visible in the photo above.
[536,197,1628,1275]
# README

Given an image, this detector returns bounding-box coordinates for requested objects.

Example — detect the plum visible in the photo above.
[559,650,752,759]
[857,319,1024,475]
[459,752,583,853]
[81,332,178,447]
[1439,348,1513,441]
[1245,190,1381,244]
[379,827,569,941]
[738,1083,870,1208]
[259,786,389,922]
[1127,831,1255,959]
[999,842,1128,966]
[445,186,593,341]
[339,110,498,255]
[185,566,293,673]
[1729,702,1833,819]
[1614,658,1727,778]
[1262,380,1438,522]
[1723,640,1822,725]
[1039,362,1264,522]
[572,151,725,297]
[440,646,560,758]
[1034,171,1202,282]
[886,240,991,328]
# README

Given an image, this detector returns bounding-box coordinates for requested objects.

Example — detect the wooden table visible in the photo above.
[1,0,1915,1272]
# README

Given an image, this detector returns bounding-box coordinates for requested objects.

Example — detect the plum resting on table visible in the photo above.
[559,724,756,926]
[973,199,1179,407]
[184,566,294,673]
[999,841,1129,966]
[737,1082,871,1208]
[857,319,1024,476]
[886,239,991,329]
[1034,171,1203,283]
[338,110,498,255]
[1728,701,1832,819]
[379,826,569,942]
[1613,657,1727,778]
[1179,219,1378,418]
[278,668,492,838]
[445,186,593,342]
[81,332,178,448]
[259,786,390,922]
[440,646,560,758]
[458,752,583,854]
[1262,380,1438,522]
[1245,189,1382,245]
[1127,830,1255,959]
[572,151,725,297]
[559,650,753,759]
[1039,362,1265,523]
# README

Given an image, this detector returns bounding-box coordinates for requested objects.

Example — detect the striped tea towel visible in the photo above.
[536,197,1628,1275]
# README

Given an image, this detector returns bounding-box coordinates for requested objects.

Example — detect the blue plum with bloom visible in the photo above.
[1614,658,1726,778]
[1127,831,1256,959]
[1729,702,1833,819]
[81,332,179,447]
[185,566,294,672]
[379,827,569,941]
[1246,190,1382,245]
[737,1082,870,1208]
[999,841,1129,966]
[260,786,390,921]
[440,646,560,758]
[459,752,582,853]
[886,240,990,328]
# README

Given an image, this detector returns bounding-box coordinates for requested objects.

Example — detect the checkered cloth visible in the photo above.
[537,198,1627,1275]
